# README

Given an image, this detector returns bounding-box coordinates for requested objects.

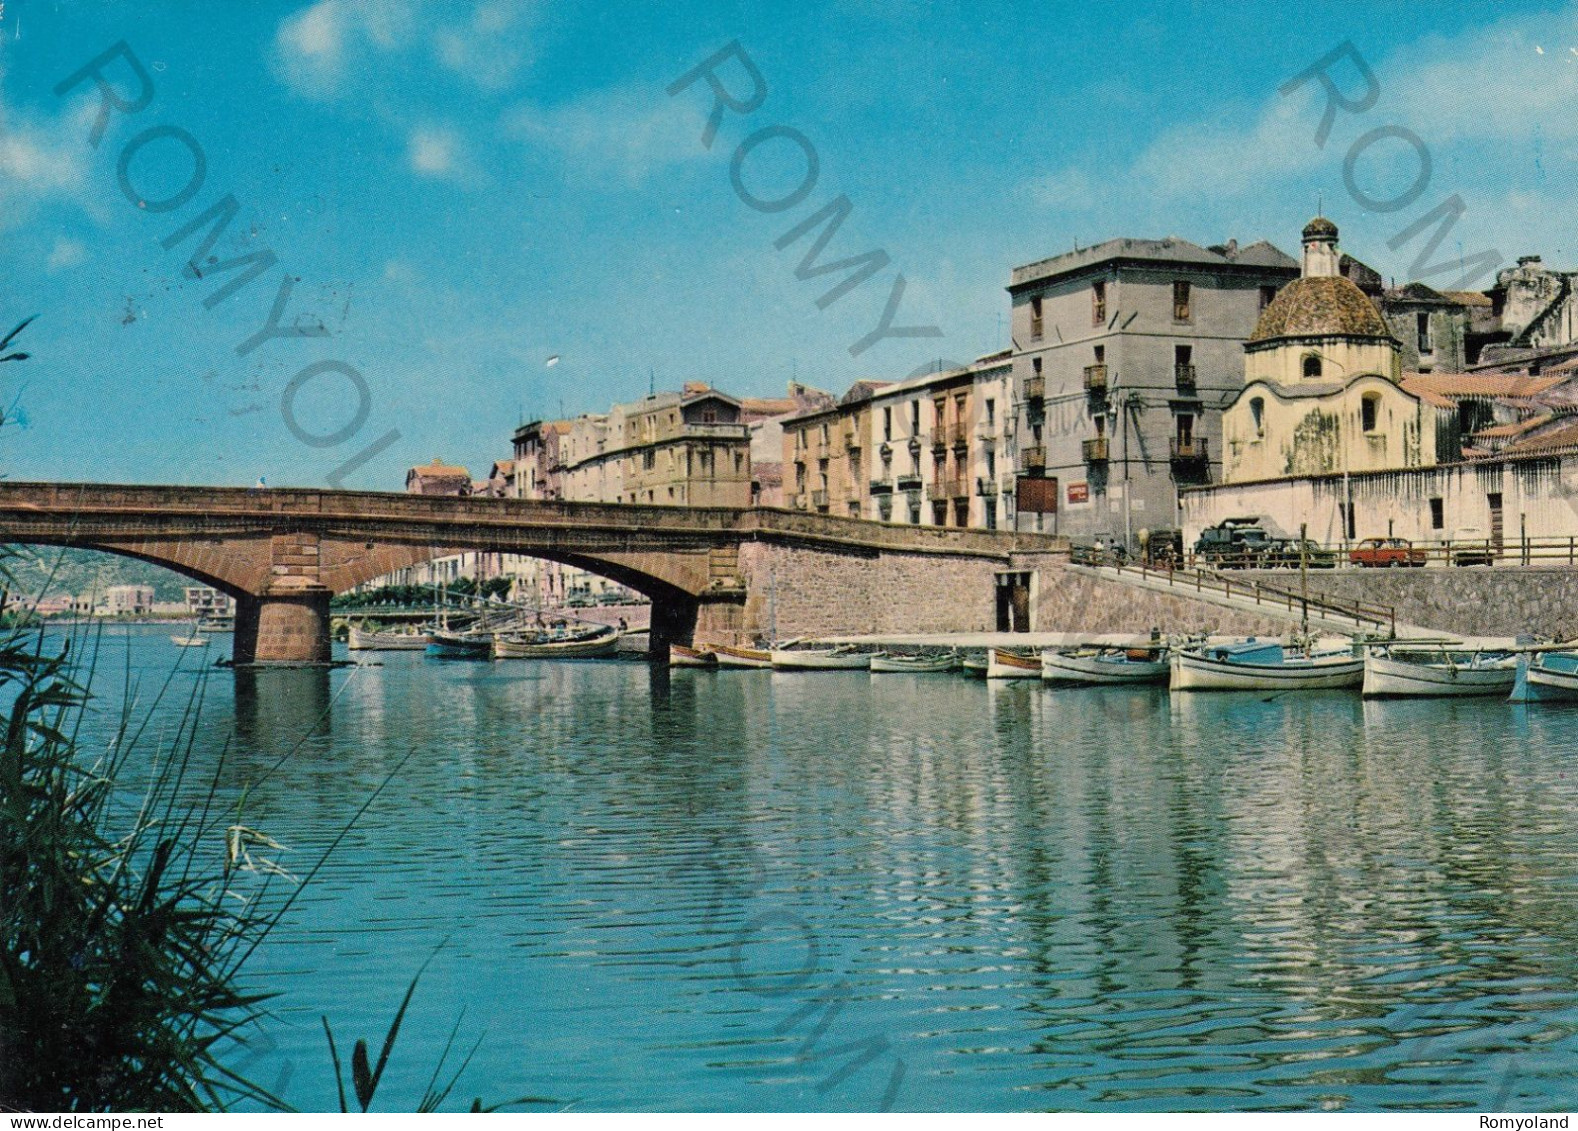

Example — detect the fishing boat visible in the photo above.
[961,655,989,679]
[710,642,773,669]
[668,642,717,668]
[347,623,430,651]
[986,648,1042,680]
[1171,638,1363,692]
[1516,650,1578,702]
[493,624,620,659]
[425,629,494,660]
[870,652,959,673]
[170,632,209,648]
[1041,646,1170,686]
[196,615,235,633]
[1362,646,1516,698]
[770,646,872,671]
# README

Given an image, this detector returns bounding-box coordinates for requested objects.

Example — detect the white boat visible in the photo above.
[1171,639,1363,691]
[348,624,430,650]
[170,633,209,648]
[770,646,872,671]
[961,656,989,679]
[1517,650,1578,702]
[870,652,959,673]
[710,643,773,669]
[669,643,717,668]
[986,648,1042,679]
[1362,648,1515,698]
[1041,647,1170,686]
[493,625,620,659]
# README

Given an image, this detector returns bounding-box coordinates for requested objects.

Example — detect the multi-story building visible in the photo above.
[405,459,473,496]
[781,352,1014,528]
[185,587,233,620]
[612,383,753,507]
[1006,234,1299,544]
[100,584,154,616]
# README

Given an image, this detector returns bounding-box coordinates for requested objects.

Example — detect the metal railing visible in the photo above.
[1175,363,1197,391]
[1025,375,1045,401]
[1083,364,1108,392]
[1082,437,1110,463]
[1070,549,1397,634]
[1020,446,1046,471]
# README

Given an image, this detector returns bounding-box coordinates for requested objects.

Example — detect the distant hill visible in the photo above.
[1,546,197,604]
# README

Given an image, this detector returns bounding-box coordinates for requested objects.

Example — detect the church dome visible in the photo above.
[1249,275,1391,343]
[1302,216,1339,240]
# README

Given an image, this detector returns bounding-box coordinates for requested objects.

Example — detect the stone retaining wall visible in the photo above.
[1237,566,1578,637]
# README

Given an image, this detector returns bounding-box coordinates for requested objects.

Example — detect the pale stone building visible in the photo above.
[1007,233,1299,545]
[1223,218,1457,492]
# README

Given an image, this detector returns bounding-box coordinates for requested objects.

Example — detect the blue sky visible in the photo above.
[3,0,1575,487]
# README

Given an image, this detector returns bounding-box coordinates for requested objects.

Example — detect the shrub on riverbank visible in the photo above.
[0,623,285,1110]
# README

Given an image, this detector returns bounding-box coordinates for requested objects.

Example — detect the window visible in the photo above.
[642,450,656,471]
[1176,413,1195,445]
[1250,397,1265,437]
[1260,285,1277,311]
[910,401,920,433]
[932,500,948,526]
[795,462,806,490]
[1175,344,1192,366]
[1361,394,1379,433]
[1417,311,1432,354]
[985,450,996,477]
[984,499,997,530]
[1092,281,1107,326]
[702,409,717,423]
[1093,344,1105,365]
[985,398,996,425]
[882,407,892,441]
[1430,497,1444,529]
[909,502,922,524]
[1173,280,1191,321]
[819,422,829,444]
[1094,414,1106,438]
[1303,354,1323,379]
[1032,356,1042,376]
[1030,295,1044,339]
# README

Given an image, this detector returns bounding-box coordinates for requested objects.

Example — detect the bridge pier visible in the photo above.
[648,590,746,657]
[233,583,333,665]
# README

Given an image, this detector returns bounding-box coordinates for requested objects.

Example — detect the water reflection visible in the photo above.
[74,641,1578,1112]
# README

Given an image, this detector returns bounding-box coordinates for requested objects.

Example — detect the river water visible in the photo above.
[68,626,1578,1112]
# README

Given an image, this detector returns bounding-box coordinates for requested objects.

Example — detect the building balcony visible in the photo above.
[1024,375,1045,401]
[950,422,969,449]
[1169,436,1209,465]
[896,472,923,490]
[1082,437,1110,463]
[931,430,949,452]
[811,489,829,508]
[975,476,994,496]
[1174,363,1197,393]
[950,478,971,500]
[868,479,893,495]
[679,422,752,440]
[843,428,861,451]
[1019,446,1046,472]
[1083,364,1108,393]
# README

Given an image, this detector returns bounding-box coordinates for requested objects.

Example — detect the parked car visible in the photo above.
[1194,518,1275,569]
[1141,529,1184,569]
[1348,537,1427,567]
[565,592,596,608]
[1451,527,1496,566]
[1264,538,1339,569]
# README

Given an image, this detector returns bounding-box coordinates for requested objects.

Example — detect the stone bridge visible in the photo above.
[0,483,1068,663]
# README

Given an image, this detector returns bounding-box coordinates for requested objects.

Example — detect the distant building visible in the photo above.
[1007,232,1299,544]
[185,587,233,620]
[101,584,154,616]
[405,459,473,496]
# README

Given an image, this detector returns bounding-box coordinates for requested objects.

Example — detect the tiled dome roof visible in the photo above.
[1249,275,1391,342]
[1302,216,1339,240]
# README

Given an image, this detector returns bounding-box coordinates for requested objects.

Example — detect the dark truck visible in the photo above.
[1193,517,1275,569]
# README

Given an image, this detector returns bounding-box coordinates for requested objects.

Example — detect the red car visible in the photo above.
[1349,537,1428,567]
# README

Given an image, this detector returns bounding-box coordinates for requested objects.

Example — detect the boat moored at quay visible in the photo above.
[1362,646,1516,698]
[986,648,1043,680]
[1041,647,1170,686]
[1171,639,1364,692]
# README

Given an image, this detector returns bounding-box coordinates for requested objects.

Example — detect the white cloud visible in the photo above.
[1029,4,1578,216]
[273,0,531,97]
[0,74,93,228]
[407,125,463,178]
[506,87,710,187]
[46,238,88,271]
